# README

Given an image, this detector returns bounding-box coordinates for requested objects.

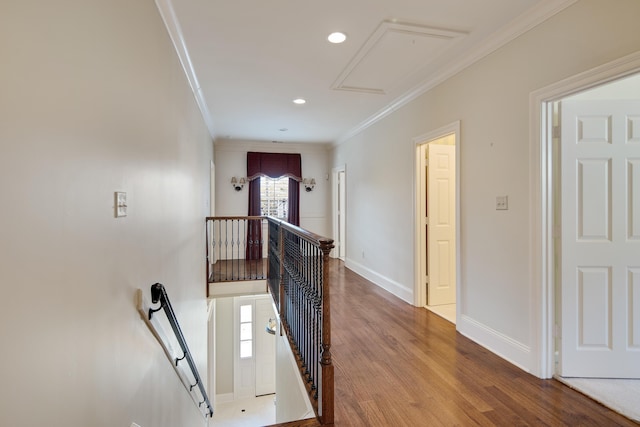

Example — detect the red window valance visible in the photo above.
[247,152,302,181]
[246,152,302,259]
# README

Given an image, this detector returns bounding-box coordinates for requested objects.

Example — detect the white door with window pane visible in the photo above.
[560,100,640,378]
[234,298,255,399]
[233,295,277,399]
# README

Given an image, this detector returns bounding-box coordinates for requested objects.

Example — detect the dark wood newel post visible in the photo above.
[319,238,334,425]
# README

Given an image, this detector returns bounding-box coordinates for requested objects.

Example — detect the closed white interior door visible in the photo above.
[427,143,456,306]
[560,99,640,378]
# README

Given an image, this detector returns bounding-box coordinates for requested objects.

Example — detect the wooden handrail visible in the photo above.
[269,216,333,248]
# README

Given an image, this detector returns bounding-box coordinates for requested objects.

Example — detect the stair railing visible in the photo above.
[267,217,334,425]
[205,215,335,424]
[136,283,214,419]
[206,216,266,289]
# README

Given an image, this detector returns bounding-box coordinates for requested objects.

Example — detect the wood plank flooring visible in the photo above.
[209,258,266,282]
[314,259,637,426]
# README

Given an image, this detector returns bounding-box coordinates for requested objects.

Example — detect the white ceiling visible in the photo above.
[164,0,574,144]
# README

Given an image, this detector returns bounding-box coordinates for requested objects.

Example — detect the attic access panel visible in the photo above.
[332,21,467,95]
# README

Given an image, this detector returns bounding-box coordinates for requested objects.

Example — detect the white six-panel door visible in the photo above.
[560,100,640,378]
[427,143,456,306]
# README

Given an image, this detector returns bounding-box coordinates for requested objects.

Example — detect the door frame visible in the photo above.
[413,121,461,313]
[332,165,346,260]
[530,50,640,379]
[207,299,216,411]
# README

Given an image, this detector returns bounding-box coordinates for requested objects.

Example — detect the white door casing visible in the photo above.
[338,170,346,260]
[560,100,640,378]
[332,166,346,260]
[531,51,640,379]
[414,121,460,309]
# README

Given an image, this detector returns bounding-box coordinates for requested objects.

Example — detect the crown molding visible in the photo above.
[334,0,578,146]
[214,139,332,154]
[154,0,216,139]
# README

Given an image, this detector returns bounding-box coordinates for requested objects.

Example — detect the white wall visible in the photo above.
[214,140,331,237]
[568,72,640,100]
[215,297,235,398]
[275,323,315,424]
[331,0,640,374]
[0,1,212,426]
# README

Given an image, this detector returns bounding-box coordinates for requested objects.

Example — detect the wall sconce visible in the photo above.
[231,177,246,191]
[302,178,316,192]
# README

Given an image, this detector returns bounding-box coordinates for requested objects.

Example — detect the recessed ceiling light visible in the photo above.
[328,32,347,44]
[292,98,306,105]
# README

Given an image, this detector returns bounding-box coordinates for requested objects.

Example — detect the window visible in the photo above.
[239,304,252,358]
[260,176,289,219]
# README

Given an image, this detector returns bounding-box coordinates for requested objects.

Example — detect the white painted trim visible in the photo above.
[208,281,268,299]
[331,165,346,259]
[207,300,216,414]
[345,258,413,304]
[153,0,216,138]
[414,143,425,307]
[335,0,577,145]
[412,122,461,317]
[458,315,532,373]
[214,393,234,404]
[214,139,331,153]
[529,50,640,379]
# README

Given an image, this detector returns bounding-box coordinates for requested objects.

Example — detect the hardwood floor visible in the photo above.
[317,259,637,426]
[209,258,266,282]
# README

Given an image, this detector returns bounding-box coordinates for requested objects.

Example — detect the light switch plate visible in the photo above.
[496,195,508,210]
[115,192,127,217]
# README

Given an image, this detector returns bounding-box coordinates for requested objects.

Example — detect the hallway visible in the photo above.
[324,260,636,426]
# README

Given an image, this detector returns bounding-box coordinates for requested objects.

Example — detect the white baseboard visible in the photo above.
[457,314,532,373]
[344,258,413,304]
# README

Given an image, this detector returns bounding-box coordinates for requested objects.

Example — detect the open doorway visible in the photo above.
[414,121,460,324]
[533,53,640,421]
